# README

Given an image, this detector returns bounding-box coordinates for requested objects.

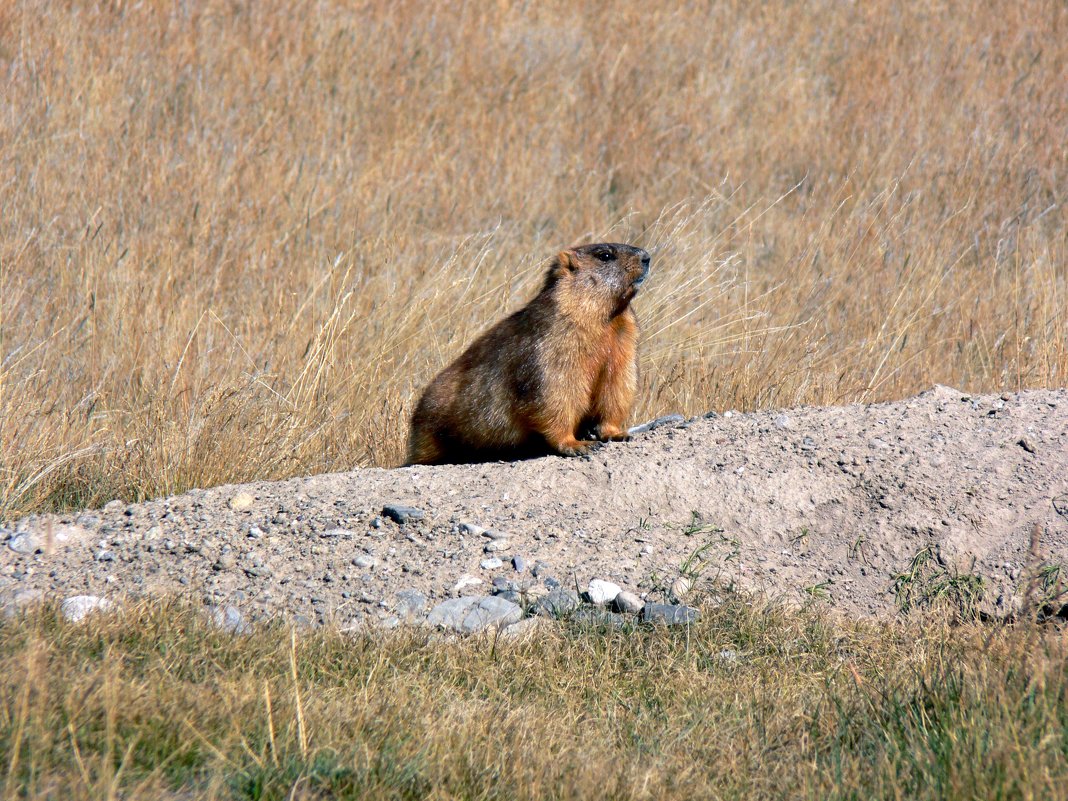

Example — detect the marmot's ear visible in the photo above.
[552,251,576,277]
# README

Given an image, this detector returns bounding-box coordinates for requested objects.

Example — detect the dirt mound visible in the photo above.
[3,386,1066,626]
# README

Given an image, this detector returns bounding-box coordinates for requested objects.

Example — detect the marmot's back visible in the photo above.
[407,243,650,465]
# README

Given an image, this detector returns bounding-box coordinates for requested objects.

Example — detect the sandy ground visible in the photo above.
[3,386,1066,627]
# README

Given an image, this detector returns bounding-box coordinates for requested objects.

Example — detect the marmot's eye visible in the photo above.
[595,249,613,262]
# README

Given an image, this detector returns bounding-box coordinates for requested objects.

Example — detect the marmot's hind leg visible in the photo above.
[406,428,446,465]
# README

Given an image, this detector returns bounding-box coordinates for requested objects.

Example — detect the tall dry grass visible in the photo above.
[1,0,1065,516]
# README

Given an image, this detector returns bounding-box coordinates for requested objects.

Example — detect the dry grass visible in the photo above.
[2,596,1067,800]
[1,0,1066,516]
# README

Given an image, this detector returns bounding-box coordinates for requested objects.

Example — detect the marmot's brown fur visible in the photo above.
[407,242,650,465]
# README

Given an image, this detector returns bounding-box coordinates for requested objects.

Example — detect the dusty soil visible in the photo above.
[3,386,1066,626]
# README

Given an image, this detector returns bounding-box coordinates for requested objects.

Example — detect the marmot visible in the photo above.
[407,242,651,465]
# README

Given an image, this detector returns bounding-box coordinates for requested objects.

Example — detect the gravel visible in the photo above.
[0,387,1064,631]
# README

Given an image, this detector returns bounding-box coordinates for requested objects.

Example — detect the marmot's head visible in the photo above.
[546,242,651,318]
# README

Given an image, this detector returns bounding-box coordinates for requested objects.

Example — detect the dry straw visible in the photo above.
[1,0,1064,516]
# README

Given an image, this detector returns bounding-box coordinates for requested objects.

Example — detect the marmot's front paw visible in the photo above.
[594,425,632,443]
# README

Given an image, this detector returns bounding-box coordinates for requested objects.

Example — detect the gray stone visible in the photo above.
[426,596,522,634]
[585,579,622,605]
[642,603,700,626]
[394,589,427,620]
[480,557,504,570]
[460,523,507,540]
[381,504,425,525]
[512,555,527,573]
[461,596,523,633]
[574,608,626,628]
[483,540,510,553]
[533,588,580,618]
[60,595,112,623]
[499,616,546,640]
[3,589,44,616]
[352,554,378,570]
[7,533,39,554]
[627,414,684,435]
[210,605,250,634]
[613,591,644,614]
[491,576,520,594]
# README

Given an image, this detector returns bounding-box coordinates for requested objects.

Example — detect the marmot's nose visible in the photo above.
[639,250,651,268]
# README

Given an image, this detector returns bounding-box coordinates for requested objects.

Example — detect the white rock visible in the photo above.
[452,575,483,595]
[670,577,694,602]
[480,557,504,570]
[613,590,644,614]
[61,595,112,623]
[229,492,255,511]
[586,579,622,605]
[482,540,510,553]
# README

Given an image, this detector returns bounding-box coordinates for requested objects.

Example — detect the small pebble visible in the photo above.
[381,504,425,525]
[512,555,527,573]
[480,557,504,570]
